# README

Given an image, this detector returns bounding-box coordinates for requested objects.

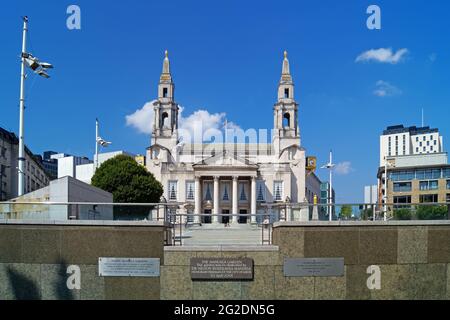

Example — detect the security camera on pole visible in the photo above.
[17,16,53,196]
[95,118,112,171]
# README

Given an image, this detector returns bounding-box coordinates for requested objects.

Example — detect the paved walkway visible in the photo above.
[174,223,268,246]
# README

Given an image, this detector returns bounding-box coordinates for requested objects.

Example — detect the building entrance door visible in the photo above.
[239,209,248,224]
[222,209,230,224]
[202,209,212,224]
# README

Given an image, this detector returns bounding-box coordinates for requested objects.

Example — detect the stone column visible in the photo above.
[194,177,201,224]
[213,176,220,224]
[251,176,257,224]
[232,176,239,223]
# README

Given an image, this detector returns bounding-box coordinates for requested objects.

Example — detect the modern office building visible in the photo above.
[146,51,307,224]
[0,127,50,200]
[364,185,378,204]
[320,181,335,218]
[377,152,450,205]
[380,125,444,166]
[57,151,136,184]
[35,151,59,180]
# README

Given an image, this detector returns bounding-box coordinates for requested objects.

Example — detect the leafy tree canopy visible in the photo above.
[91,155,163,203]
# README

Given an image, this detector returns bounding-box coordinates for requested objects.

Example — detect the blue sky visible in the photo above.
[1,1,450,202]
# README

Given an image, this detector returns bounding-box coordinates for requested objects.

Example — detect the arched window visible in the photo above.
[283,113,290,128]
[161,112,169,128]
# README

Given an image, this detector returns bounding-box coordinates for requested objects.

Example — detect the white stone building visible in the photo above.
[146,51,307,224]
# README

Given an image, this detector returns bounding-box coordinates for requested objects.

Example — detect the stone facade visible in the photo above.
[146,51,307,224]
[0,127,50,200]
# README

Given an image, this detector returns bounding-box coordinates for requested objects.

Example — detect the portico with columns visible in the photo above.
[191,159,259,224]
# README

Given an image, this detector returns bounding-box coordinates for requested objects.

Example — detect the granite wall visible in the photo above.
[161,221,450,300]
[0,220,167,300]
[1,220,449,300]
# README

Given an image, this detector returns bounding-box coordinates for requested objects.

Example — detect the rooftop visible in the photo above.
[383,125,439,136]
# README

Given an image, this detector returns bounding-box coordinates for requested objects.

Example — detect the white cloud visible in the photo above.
[334,161,353,175]
[355,48,408,64]
[125,100,156,134]
[373,80,402,97]
[125,101,241,142]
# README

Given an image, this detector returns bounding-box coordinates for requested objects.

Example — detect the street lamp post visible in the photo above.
[17,16,53,196]
[321,150,336,222]
[17,16,28,197]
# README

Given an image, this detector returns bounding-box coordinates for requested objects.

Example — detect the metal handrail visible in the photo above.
[1,201,449,206]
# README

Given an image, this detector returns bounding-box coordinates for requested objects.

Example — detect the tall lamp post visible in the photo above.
[321,150,336,222]
[17,16,53,196]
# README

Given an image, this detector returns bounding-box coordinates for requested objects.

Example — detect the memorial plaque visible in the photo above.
[190,258,254,280]
[98,257,160,277]
[284,258,344,277]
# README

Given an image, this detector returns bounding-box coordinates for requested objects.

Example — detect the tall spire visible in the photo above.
[280,50,292,83]
[160,49,172,82]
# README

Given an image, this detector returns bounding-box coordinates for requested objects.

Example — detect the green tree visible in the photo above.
[91,155,163,218]
[393,208,412,220]
[340,205,353,220]
[416,205,447,220]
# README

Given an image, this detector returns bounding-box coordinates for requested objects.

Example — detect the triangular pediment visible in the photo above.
[193,151,257,168]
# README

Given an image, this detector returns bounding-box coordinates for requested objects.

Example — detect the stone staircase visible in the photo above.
[175,223,266,246]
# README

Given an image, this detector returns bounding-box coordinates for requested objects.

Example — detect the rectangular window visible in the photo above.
[416,147,419,152]
[1,147,6,158]
[447,180,450,190]
[239,183,248,201]
[427,141,430,146]
[393,182,412,192]
[443,168,450,178]
[434,140,437,145]
[273,181,284,202]
[390,171,414,181]
[185,181,195,201]
[163,87,168,98]
[416,137,419,142]
[447,194,450,202]
[203,182,213,201]
[394,196,411,204]
[423,136,426,141]
[168,180,178,201]
[419,180,439,191]
[256,180,266,202]
[420,194,438,203]
[284,88,289,98]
